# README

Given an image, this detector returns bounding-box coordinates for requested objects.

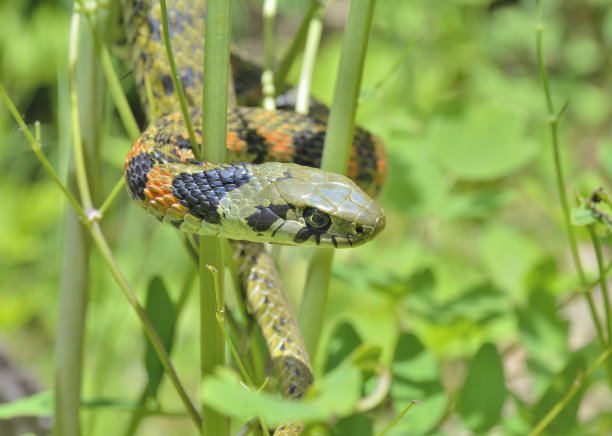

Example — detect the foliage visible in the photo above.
[1,0,612,435]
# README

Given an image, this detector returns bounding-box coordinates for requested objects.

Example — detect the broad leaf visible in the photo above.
[388,333,447,435]
[143,276,177,399]
[459,343,506,432]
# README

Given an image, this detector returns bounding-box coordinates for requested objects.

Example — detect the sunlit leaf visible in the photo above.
[201,363,362,426]
[479,224,543,295]
[432,104,537,181]
[571,206,598,227]
[0,391,53,418]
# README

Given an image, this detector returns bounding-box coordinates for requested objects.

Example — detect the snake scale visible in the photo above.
[121,1,386,434]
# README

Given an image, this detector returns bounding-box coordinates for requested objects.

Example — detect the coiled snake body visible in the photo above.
[122,1,386,434]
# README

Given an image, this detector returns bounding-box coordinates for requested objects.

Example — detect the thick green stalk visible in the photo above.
[200,0,232,435]
[53,9,101,435]
[3,9,202,434]
[299,0,377,358]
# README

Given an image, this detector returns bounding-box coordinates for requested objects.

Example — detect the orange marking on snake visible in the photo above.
[143,168,184,215]
[227,130,248,155]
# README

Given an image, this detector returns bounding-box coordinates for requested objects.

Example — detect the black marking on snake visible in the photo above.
[161,75,173,95]
[172,163,252,224]
[245,203,293,233]
[233,108,269,163]
[126,152,154,201]
[291,128,326,169]
[147,14,161,41]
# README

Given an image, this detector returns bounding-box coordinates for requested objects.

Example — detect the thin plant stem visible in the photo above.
[2,78,202,432]
[377,400,424,436]
[98,43,141,140]
[528,342,612,436]
[0,83,85,220]
[201,0,232,434]
[159,0,200,160]
[69,11,94,212]
[535,1,584,283]
[274,0,325,93]
[88,222,202,429]
[98,177,125,217]
[295,7,323,115]
[261,0,277,110]
[78,2,140,141]
[589,226,612,343]
[534,1,606,346]
[299,0,377,358]
[206,266,254,388]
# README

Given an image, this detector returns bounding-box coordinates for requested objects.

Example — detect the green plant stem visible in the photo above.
[299,0,377,359]
[528,342,612,436]
[88,222,202,429]
[295,7,323,115]
[534,1,608,350]
[98,43,141,140]
[98,177,126,217]
[273,0,325,93]
[589,227,612,343]
[2,74,202,433]
[69,12,94,212]
[0,83,84,220]
[201,0,232,434]
[159,0,200,160]
[261,0,277,110]
[377,400,424,436]
[535,1,584,283]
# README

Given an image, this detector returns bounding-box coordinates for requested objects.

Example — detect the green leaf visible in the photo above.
[388,333,447,435]
[517,290,569,376]
[532,355,588,434]
[324,321,363,373]
[458,343,506,432]
[571,206,598,227]
[479,224,543,295]
[143,276,177,399]
[432,103,537,181]
[0,391,53,418]
[330,413,373,436]
[434,284,509,324]
[201,363,362,426]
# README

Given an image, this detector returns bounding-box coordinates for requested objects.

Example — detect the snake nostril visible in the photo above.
[355,225,364,234]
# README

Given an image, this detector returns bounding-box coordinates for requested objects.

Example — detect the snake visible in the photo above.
[121,1,386,434]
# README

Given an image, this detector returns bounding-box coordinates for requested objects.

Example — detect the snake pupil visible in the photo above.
[303,207,331,229]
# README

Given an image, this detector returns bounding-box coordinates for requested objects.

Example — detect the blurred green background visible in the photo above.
[1,0,612,435]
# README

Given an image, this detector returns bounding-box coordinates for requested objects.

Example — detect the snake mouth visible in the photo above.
[370,213,386,239]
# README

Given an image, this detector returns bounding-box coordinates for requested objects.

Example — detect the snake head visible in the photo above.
[225,163,385,248]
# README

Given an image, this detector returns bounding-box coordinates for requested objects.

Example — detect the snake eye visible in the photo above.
[303,207,331,229]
